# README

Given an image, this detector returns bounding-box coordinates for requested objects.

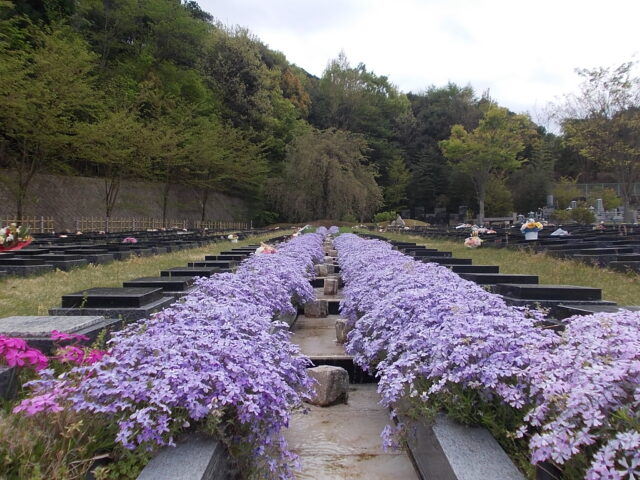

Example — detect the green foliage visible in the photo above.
[484,176,514,217]
[570,207,596,225]
[553,177,582,209]
[374,211,397,223]
[559,61,640,221]
[269,128,383,221]
[587,187,622,210]
[383,157,410,210]
[440,106,538,223]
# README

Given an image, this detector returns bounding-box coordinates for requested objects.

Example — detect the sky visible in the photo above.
[197,0,639,128]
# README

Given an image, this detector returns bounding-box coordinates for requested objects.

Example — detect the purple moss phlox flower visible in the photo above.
[334,234,640,478]
[333,234,555,448]
[18,233,325,479]
[524,311,640,476]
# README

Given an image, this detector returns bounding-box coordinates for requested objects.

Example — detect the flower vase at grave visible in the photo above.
[524,231,538,240]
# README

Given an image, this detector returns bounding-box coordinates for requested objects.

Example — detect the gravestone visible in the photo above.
[136,434,231,480]
[0,315,117,353]
[50,288,175,321]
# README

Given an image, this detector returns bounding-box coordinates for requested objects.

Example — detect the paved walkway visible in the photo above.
[286,295,419,478]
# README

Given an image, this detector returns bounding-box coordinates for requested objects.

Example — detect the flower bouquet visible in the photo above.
[255,242,277,254]
[0,223,32,251]
[227,234,239,243]
[520,219,543,240]
[464,230,483,248]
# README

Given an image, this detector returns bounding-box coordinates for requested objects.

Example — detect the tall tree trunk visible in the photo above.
[200,188,209,222]
[162,181,171,228]
[105,176,120,218]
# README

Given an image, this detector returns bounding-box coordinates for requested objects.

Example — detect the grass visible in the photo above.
[0,233,284,317]
[371,231,640,306]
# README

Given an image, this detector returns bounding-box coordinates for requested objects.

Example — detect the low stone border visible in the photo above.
[403,414,524,480]
[136,433,231,480]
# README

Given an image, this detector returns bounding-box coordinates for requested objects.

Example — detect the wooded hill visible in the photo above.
[1,0,637,224]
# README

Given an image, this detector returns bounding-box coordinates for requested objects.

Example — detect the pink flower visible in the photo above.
[85,349,108,365]
[50,330,89,342]
[13,392,64,416]
[56,346,85,364]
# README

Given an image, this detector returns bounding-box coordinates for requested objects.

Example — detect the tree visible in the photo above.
[384,156,410,210]
[0,22,98,220]
[557,61,640,222]
[270,129,383,221]
[184,117,267,222]
[75,109,148,219]
[440,106,537,224]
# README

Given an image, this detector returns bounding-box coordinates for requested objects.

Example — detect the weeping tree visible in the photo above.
[270,128,383,222]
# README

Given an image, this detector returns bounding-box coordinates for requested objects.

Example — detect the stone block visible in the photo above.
[314,264,328,277]
[405,414,524,480]
[0,365,17,400]
[306,365,349,406]
[0,315,116,353]
[335,318,351,344]
[323,277,339,296]
[328,249,338,257]
[304,300,328,318]
[324,256,334,263]
[136,433,230,480]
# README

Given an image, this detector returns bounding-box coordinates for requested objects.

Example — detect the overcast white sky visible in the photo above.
[197,0,639,126]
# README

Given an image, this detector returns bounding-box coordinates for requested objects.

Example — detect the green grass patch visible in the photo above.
[0,233,283,317]
[372,232,640,306]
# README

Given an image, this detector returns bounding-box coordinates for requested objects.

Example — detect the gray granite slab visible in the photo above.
[0,315,122,353]
[136,434,230,480]
[0,315,107,337]
[405,414,524,480]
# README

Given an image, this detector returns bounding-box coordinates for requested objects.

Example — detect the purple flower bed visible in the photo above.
[334,234,640,479]
[18,233,325,478]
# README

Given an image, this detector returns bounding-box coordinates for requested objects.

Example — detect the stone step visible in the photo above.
[204,254,246,261]
[123,276,195,292]
[493,283,602,301]
[609,261,640,273]
[0,257,50,266]
[419,257,472,265]
[188,261,236,269]
[408,250,449,257]
[61,287,164,308]
[617,253,640,261]
[11,248,50,256]
[459,273,538,285]
[555,304,640,320]
[161,267,226,278]
[449,265,499,274]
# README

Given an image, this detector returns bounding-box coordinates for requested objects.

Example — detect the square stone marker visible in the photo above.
[0,315,119,353]
[61,287,164,308]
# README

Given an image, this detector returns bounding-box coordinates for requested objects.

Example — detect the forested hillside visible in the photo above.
[1,0,636,224]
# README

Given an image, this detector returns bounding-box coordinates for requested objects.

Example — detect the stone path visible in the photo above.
[286,252,419,479]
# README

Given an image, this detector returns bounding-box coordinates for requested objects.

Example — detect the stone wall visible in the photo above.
[0,171,248,231]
